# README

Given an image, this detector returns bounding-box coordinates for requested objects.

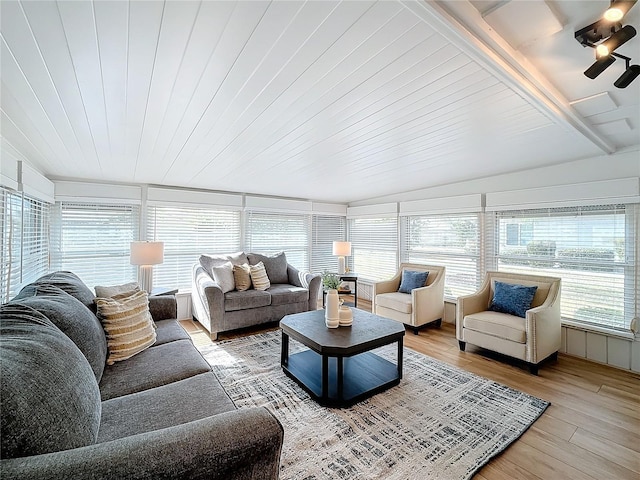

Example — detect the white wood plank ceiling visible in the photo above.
[1,0,638,203]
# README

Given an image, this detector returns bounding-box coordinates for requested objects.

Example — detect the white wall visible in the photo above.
[349,147,640,206]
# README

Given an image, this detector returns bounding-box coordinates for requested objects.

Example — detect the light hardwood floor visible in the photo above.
[179,297,640,480]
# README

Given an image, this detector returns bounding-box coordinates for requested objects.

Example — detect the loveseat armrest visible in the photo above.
[192,264,224,338]
[287,265,321,311]
[1,407,284,480]
[148,295,177,321]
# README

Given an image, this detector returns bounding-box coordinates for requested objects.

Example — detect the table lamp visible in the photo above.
[332,241,351,274]
[130,241,164,293]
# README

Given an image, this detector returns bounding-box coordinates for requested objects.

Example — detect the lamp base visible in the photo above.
[338,256,346,275]
[138,265,154,294]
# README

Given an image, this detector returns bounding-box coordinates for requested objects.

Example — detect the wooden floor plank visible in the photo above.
[570,428,640,474]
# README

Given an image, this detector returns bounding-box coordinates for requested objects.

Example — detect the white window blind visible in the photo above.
[311,215,346,274]
[51,202,139,289]
[490,204,638,332]
[401,213,481,298]
[245,211,310,271]
[20,194,51,290]
[147,205,241,290]
[349,217,398,282]
[1,188,51,302]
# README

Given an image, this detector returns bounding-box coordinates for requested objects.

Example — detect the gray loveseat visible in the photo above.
[192,252,321,340]
[0,271,283,480]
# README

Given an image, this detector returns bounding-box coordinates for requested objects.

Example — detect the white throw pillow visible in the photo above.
[211,261,235,293]
[94,282,140,298]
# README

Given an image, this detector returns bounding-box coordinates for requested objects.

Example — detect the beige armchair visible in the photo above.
[456,271,561,375]
[373,263,445,334]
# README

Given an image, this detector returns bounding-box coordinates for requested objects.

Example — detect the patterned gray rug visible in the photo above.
[198,331,548,480]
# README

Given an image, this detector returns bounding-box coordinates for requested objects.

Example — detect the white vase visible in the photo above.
[339,305,353,326]
[325,289,340,324]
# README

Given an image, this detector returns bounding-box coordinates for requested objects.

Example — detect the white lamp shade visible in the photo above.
[332,241,351,257]
[130,241,164,266]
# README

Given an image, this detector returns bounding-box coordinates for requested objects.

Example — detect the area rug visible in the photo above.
[198,331,549,480]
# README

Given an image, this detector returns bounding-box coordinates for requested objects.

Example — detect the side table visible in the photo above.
[323,273,358,308]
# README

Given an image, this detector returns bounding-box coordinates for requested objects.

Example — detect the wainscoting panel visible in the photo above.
[585,332,607,364]
[607,337,632,370]
[176,292,192,320]
[565,328,587,358]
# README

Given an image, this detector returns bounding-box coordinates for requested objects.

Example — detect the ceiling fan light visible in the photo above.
[603,0,637,22]
[599,25,637,54]
[614,64,640,87]
[604,7,624,21]
[596,44,610,57]
[584,55,616,79]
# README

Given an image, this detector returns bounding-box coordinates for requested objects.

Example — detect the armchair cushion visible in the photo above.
[376,292,413,314]
[398,270,429,294]
[489,281,537,318]
[463,311,526,343]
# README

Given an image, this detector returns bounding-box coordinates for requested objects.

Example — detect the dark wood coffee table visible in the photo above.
[280,309,405,407]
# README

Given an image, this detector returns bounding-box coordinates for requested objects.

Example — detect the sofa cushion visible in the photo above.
[398,270,429,294]
[375,292,413,314]
[268,284,309,306]
[0,304,101,459]
[94,281,140,298]
[12,284,108,382]
[153,319,191,346]
[210,261,235,293]
[248,252,288,284]
[250,262,271,291]
[224,289,271,311]
[97,372,235,443]
[14,271,97,313]
[96,290,157,365]
[489,281,538,318]
[99,338,211,400]
[463,310,527,343]
[233,263,252,291]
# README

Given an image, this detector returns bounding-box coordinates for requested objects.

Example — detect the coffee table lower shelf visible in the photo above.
[283,349,400,407]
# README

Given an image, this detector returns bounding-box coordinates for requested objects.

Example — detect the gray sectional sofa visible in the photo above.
[0,271,283,480]
[192,252,321,340]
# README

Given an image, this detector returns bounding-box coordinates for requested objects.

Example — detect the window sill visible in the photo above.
[561,319,635,341]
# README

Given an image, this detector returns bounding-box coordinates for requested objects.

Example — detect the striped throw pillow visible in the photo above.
[95,290,156,365]
[250,262,270,291]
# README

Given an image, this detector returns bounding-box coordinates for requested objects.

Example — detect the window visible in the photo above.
[0,187,51,302]
[51,202,139,289]
[245,211,310,271]
[147,205,241,290]
[311,215,346,274]
[401,213,481,298]
[492,205,637,331]
[349,217,397,282]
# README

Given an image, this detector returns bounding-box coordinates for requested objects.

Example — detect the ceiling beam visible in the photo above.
[400,0,616,154]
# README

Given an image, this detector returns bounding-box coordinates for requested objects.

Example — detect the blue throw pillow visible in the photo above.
[398,270,429,294]
[489,281,538,318]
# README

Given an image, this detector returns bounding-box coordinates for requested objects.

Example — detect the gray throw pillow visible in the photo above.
[247,252,288,284]
[13,284,108,382]
[0,304,101,459]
